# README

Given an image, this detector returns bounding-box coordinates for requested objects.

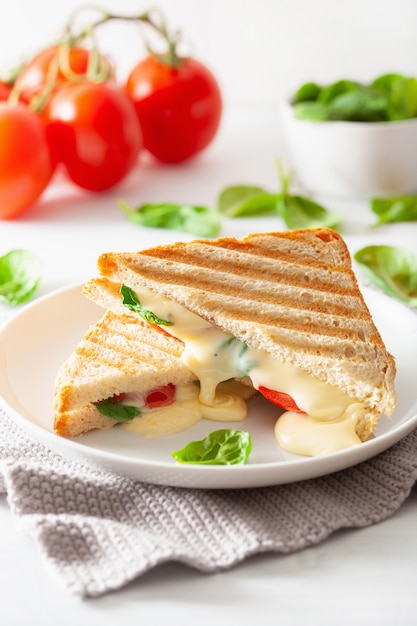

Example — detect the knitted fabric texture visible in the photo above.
[1,405,417,598]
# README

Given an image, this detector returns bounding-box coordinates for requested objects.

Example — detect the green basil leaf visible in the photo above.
[354,245,417,306]
[293,81,321,103]
[119,200,221,238]
[389,77,417,120]
[327,88,390,122]
[292,74,417,123]
[317,79,361,104]
[217,185,279,217]
[292,101,330,121]
[0,249,42,306]
[120,284,173,326]
[172,429,252,465]
[371,196,417,225]
[371,73,405,95]
[93,398,141,421]
[276,195,343,230]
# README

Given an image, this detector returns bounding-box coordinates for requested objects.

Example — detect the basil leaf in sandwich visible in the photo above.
[120,284,173,326]
[94,398,141,421]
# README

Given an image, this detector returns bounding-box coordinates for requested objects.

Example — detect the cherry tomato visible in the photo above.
[125,55,222,163]
[14,45,112,103]
[0,81,11,101]
[44,82,143,191]
[0,103,53,219]
[258,386,305,413]
[145,383,176,408]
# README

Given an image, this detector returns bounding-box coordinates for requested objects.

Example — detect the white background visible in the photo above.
[1,2,417,624]
[1,0,417,111]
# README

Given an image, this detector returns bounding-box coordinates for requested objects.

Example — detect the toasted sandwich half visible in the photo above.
[54,310,254,437]
[82,228,397,456]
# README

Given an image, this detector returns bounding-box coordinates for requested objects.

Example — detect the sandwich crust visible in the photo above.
[85,229,396,441]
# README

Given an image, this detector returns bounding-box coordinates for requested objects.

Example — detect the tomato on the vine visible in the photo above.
[125,55,222,163]
[44,82,143,191]
[0,102,53,219]
[0,81,11,101]
[13,45,112,103]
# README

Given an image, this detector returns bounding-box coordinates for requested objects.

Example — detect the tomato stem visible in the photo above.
[64,6,184,67]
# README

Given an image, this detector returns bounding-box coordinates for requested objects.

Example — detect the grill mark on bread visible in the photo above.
[231,321,385,361]
[72,313,183,373]
[206,304,384,345]
[99,260,371,322]
[99,255,364,317]
[75,342,169,373]
[98,313,183,354]
[143,230,352,268]
[100,247,358,298]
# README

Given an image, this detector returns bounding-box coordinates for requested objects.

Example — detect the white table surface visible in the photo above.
[1,109,417,625]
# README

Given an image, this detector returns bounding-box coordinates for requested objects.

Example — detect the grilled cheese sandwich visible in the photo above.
[53,310,254,438]
[81,228,397,456]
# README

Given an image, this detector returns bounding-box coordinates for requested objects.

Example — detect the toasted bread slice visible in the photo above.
[85,228,396,441]
[53,310,197,437]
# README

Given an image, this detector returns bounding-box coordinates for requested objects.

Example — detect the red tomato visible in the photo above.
[0,103,53,219]
[125,55,222,163]
[145,383,176,408]
[258,386,305,413]
[44,82,143,191]
[14,45,112,103]
[0,81,11,101]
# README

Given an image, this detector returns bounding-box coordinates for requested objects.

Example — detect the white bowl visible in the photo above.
[281,100,417,198]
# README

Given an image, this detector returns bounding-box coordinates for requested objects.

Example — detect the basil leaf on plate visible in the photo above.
[172,429,252,465]
[276,194,343,230]
[0,249,42,306]
[275,160,343,229]
[371,195,417,225]
[93,398,141,421]
[120,284,173,326]
[354,245,417,307]
[119,200,222,238]
[217,185,280,217]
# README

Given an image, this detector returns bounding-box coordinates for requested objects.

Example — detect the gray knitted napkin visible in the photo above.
[1,404,417,598]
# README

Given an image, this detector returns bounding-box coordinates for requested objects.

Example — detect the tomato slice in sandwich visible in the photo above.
[145,383,176,408]
[258,386,305,413]
[111,383,176,409]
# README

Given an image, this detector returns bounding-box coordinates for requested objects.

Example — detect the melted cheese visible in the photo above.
[122,382,247,438]
[127,286,366,455]
[275,406,363,456]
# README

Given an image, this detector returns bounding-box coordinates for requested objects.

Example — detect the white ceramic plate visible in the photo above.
[1,283,417,489]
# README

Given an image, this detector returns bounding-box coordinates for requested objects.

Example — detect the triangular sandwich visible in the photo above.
[82,228,397,456]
